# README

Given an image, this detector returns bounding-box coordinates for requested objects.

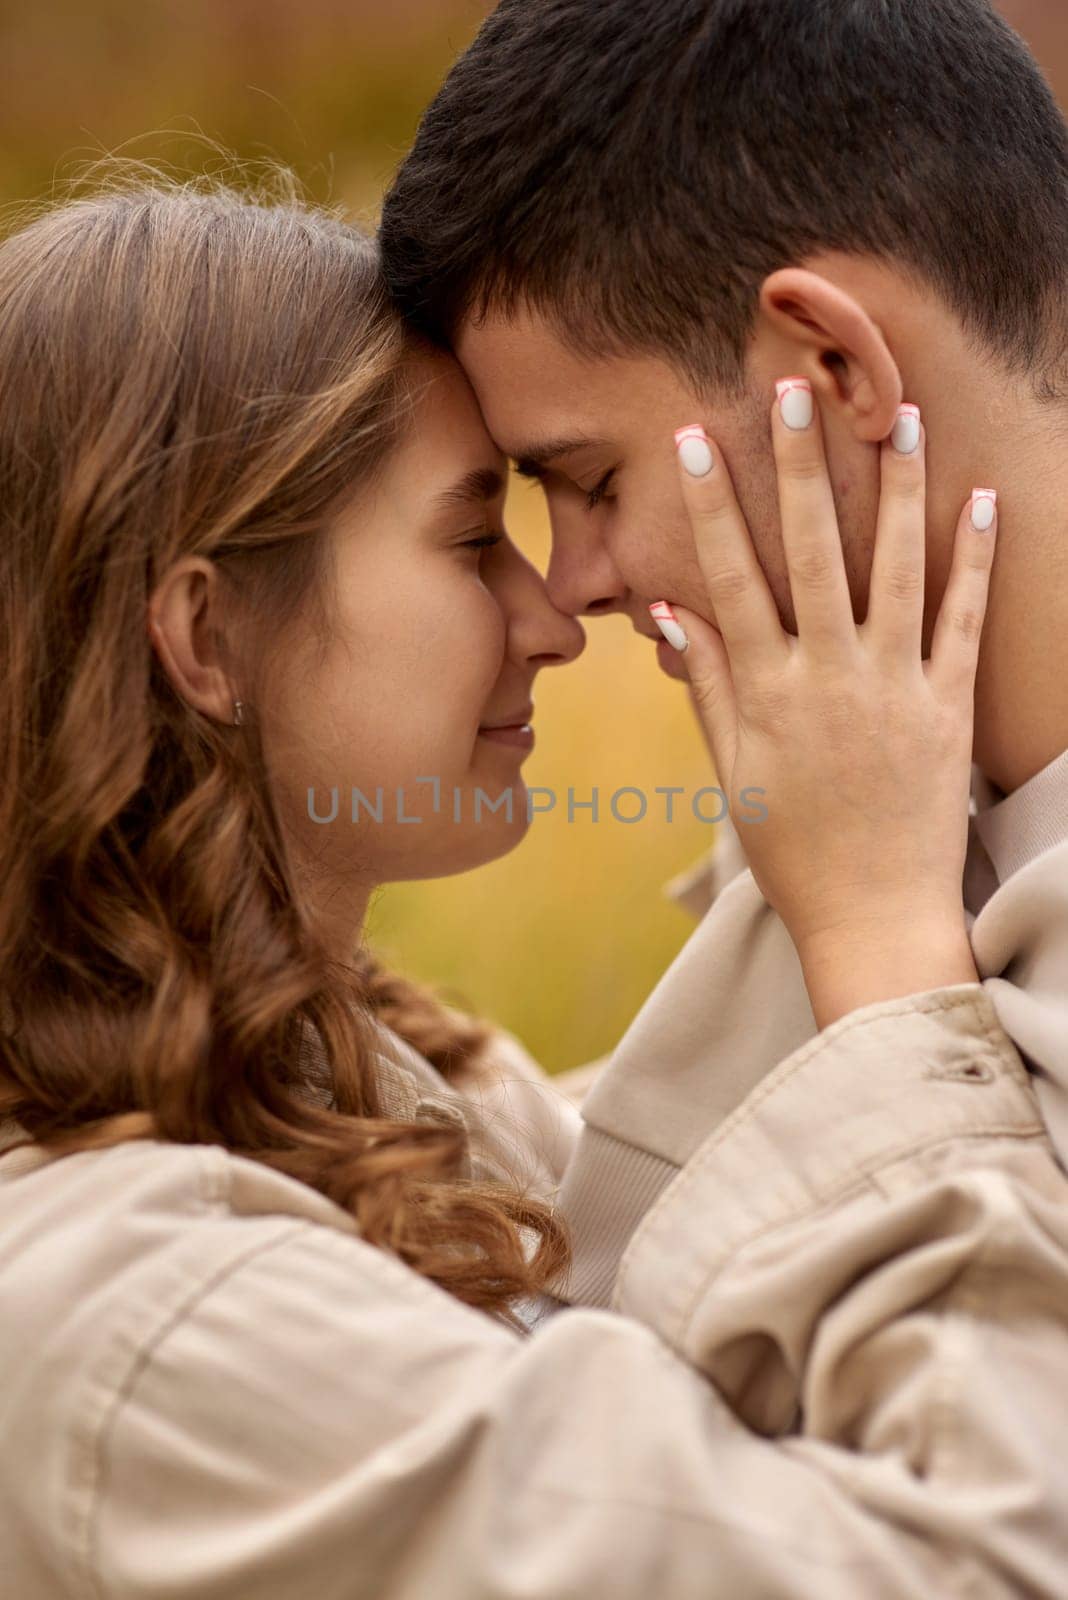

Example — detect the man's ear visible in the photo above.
[755,268,903,442]
[146,557,239,724]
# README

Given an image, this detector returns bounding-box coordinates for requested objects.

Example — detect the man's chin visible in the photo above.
[655,635,691,682]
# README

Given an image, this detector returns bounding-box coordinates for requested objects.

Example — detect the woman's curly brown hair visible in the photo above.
[0,164,571,1335]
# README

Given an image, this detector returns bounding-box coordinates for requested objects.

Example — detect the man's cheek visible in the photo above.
[614,507,697,599]
[660,536,717,618]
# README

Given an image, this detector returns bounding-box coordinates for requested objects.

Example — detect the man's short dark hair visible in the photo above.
[379,0,1068,399]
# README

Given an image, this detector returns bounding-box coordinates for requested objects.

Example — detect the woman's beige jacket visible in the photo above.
[3,762,1068,1598]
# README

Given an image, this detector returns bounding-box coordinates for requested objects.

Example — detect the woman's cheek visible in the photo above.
[444,572,508,665]
[483,603,511,687]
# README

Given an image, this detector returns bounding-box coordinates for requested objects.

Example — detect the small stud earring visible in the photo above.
[232,700,245,726]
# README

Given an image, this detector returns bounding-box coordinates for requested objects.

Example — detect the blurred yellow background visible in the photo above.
[0,0,1060,1073]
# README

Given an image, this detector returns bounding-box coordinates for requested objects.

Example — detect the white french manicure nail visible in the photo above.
[776,377,813,430]
[649,601,689,652]
[971,488,997,532]
[891,403,921,454]
[674,425,714,478]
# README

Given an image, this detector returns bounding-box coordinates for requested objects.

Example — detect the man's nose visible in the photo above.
[499,540,588,671]
[545,519,630,620]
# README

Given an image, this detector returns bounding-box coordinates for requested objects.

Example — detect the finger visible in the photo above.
[864,405,927,662]
[927,489,998,700]
[771,377,855,653]
[674,424,786,675]
[649,599,738,778]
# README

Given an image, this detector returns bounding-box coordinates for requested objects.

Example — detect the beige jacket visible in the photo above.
[2,762,1068,1597]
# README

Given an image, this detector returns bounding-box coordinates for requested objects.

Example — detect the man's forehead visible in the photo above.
[454,312,688,459]
[453,318,596,454]
[454,307,593,384]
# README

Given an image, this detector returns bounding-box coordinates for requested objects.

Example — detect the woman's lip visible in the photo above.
[478,723,535,750]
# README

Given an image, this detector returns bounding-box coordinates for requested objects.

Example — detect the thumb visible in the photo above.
[648,601,737,779]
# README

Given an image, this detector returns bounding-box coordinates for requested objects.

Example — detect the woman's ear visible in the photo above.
[756,267,903,443]
[146,557,239,724]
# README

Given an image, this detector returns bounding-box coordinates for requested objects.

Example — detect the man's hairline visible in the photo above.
[440,298,740,429]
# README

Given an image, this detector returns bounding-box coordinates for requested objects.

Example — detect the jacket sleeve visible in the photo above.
[82,986,1068,1600]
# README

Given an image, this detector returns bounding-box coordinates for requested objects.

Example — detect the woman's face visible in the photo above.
[266,348,586,925]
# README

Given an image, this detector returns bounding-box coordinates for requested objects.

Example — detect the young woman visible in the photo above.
[1,176,1065,1599]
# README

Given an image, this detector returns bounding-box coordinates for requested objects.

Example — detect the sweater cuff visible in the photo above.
[548,1125,679,1308]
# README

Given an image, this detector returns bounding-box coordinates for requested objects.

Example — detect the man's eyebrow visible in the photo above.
[512,435,611,478]
[431,466,507,511]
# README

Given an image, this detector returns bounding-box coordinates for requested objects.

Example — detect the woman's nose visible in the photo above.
[523,596,587,669]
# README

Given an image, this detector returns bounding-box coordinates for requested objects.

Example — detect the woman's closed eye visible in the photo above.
[459,530,506,554]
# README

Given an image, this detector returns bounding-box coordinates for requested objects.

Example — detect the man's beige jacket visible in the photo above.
[2,763,1068,1597]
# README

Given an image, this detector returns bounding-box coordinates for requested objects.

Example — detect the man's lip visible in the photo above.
[479,703,535,731]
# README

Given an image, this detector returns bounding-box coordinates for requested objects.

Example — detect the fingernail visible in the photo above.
[674,424,714,478]
[971,488,997,532]
[649,601,689,652]
[776,377,813,430]
[891,403,921,455]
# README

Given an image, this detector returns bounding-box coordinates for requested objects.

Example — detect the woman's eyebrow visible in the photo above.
[432,466,507,511]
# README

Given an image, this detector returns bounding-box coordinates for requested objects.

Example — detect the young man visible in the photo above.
[377,5,1068,1587]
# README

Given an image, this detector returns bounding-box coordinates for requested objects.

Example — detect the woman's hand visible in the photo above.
[651,382,997,1029]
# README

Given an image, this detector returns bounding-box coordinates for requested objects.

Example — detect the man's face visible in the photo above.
[455,306,884,680]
